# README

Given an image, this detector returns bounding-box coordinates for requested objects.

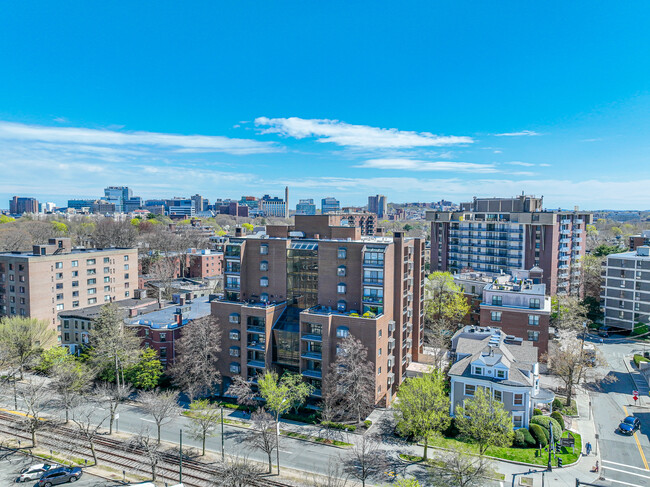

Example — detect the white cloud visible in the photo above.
[493,150,502,154]
[254,117,473,149]
[0,121,278,155]
[494,130,541,137]
[505,161,535,167]
[355,158,497,173]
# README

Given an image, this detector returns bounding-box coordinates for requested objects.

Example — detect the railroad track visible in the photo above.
[0,411,292,487]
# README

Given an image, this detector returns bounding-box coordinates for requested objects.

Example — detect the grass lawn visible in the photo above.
[634,354,650,368]
[280,429,352,447]
[426,430,581,467]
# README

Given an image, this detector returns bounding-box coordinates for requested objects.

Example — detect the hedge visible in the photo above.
[529,423,548,447]
[550,411,565,431]
[552,398,563,411]
[533,408,543,417]
[321,421,357,432]
[513,427,536,448]
[530,415,562,441]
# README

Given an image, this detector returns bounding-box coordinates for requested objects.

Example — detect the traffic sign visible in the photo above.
[633,394,639,401]
[633,390,639,395]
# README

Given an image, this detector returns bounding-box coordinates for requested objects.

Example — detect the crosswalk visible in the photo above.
[602,460,650,487]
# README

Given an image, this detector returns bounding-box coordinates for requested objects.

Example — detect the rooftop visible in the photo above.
[608,246,650,260]
[58,297,159,320]
[126,296,212,329]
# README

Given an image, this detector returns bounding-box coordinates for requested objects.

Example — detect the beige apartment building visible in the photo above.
[211,215,425,407]
[0,238,138,332]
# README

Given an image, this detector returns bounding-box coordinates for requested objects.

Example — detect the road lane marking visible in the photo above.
[603,478,647,487]
[602,466,650,479]
[139,418,156,423]
[603,460,650,473]
[623,405,649,470]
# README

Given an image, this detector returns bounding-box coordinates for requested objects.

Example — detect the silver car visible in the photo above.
[17,463,58,482]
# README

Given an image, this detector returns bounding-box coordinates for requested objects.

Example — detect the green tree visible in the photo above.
[187,399,222,455]
[593,243,626,257]
[242,223,254,233]
[551,295,588,331]
[0,215,15,224]
[394,369,450,459]
[124,347,163,390]
[0,317,57,379]
[424,272,470,326]
[455,388,514,455]
[51,221,68,234]
[35,346,76,374]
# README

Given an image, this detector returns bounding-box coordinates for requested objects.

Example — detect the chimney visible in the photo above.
[285,186,289,218]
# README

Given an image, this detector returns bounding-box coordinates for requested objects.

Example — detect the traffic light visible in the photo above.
[557,457,563,468]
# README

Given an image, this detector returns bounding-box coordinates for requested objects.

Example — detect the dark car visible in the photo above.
[37,467,82,486]
[618,416,641,435]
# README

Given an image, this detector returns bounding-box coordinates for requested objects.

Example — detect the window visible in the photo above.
[72,271,78,277]
[56,273,63,279]
[124,273,129,279]
[72,291,79,297]
[496,369,506,379]
[528,315,540,326]
[260,277,269,287]
[377,367,382,375]
[124,264,129,270]
[124,255,129,261]
[72,301,79,308]
[71,260,78,267]
[378,329,382,338]
[528,331,540,342]
[88,298,97,304]
[260,261,268,271]
[18,286,25,293]
[104,295,111,302]
[464,384,476,396]
[87,259,96,265]
[337,283,347,294]
[229,313,241,324]
[338,247,347,259]
[87,278,96,285]
[513,393,524,406]
[230,363,241,374]
[159,347,167,359]
[104,267,110,274]
[87,269,96,275]
[104,285,111,292]
[63,320,70,329]
[160,333,167,342]
[473,366,483,375]
[104,277,110,283]
[513,415,523,429]
[337,265,346,277]
[490,311,502,322]
[56,293,64,300]
[491,296,502,306]
[493,390,502,402]
[56,304,64,311]
[260,244,268,255]
[56,283,63,289]
[229,346,241,357]
[88,288,96,295]
[103,257,111,263]
[125,291,130,297]
[378,348,382,357]
[260,293,269,303]
[336,326,350,338]
[55,262,63,269]
[337,300,346,312]
[229,330,240,340]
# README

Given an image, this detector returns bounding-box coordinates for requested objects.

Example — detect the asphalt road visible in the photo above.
[0,448,119,486]
[588,336,650,487]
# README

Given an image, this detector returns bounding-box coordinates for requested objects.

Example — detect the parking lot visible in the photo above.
[0,449,120,486]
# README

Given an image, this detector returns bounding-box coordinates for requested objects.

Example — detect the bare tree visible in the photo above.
[0,317,57,379]
[246,408,277,474]
[19,379,50,446]
[429,449,494,487]
[212,456,264,487]
[425,318,452,370]
[139,389,181,443]
[0,226,32,252]
[552,295,588,331]
[127,430,163,482]
[341,435,388,487]
[148,255,178,302]
[323,335,375,423]
[187,399,222,456]
[92,219,138,248]
[171,316,222,400]
[71,407,109,465]
[94,381,133,435]
[50,361,94,423]
[226,375,258,409]
[310,458,351,487]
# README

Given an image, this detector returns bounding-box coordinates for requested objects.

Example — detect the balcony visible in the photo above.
[388,337,396,350]
[362,295,384,305]
[247,341,265,352]
[363,278,384,286]
[301,351,322,360]
[363,259,384,268]
[387,355,395,368]
[247,325,266,334]
[388,320,395,332]
[561,219,571,225]
[302,368,322,379]
[301,333,322,342]
[247,360,265,369]
[560,238,571,244]
[311,389,322,398]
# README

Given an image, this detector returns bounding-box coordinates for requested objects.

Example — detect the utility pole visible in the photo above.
[221,406,225,461]
[179,429,183,484]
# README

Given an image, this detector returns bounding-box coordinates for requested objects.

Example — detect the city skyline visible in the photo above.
[1,2,649,209]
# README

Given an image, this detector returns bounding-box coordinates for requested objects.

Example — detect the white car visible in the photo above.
[17,463,58,482]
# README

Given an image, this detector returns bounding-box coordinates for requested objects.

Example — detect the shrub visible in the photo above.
[550,411,565,431]
[513,429,527,448]
[530,416,562,441]
[529,423,548,447]
[321,421,356,432]
[533,408,543,417]
[443,417,459,438]
[552,398,563,411]
[363,420,372,428]
[520,427,536,447]
[634,354,650,368]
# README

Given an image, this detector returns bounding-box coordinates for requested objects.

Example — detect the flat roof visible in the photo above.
[126,296,212,328]
[58,297,159,320]
[0,247,136,259]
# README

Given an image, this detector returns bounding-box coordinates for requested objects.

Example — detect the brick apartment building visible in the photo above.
[629,231,650,251]
[426,195,592,296]
[211,215,425,406]
[9,196,39,215]
[0,238,138,330]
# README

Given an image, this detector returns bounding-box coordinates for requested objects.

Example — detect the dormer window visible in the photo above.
[473,366,483,376]
[496,369,507,379]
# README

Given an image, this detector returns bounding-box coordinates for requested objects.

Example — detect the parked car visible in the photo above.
[37,467,82,486]
[17,463,58,482]
[598,327,609,338]
[618,416,641,435]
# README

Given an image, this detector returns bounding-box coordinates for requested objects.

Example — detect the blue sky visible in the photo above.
[1,1,649,210]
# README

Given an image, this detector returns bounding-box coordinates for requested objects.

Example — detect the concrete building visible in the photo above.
[167,198,195,218]
[321,197,341,214]
[104,186,132,212]
[296,199,316,215]
[426,195,592,296]
[601,246,650,331]
[0,238,138,331]
[259,195,286,218]
[449,326,554,429]
[629,231,650,251]
[124,197,144,212]
[368,194,388,219]
[10,196,39,215]
[211,215,425,406]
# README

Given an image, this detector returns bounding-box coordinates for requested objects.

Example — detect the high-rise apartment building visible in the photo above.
[368,194,387,218]
[601,246,650,331]
[104,186,133,212]
[259,195,286,217]
[321,197,340,214]
[9,196,39,215]
[426,195,592,296]
[296,199,316,215]
[211,215,425,406]
[0,238,138,331]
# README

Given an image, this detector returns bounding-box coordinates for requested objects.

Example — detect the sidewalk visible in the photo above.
[623,355,650,406]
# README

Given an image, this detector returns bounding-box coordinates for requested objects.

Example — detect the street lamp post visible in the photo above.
[221,406,224,461]
[547,421,554,471]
